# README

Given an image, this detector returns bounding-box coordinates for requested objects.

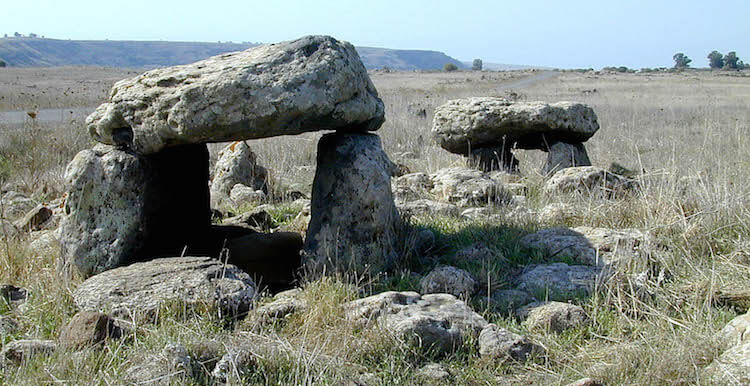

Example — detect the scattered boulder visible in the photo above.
[420,266,477,298]
[519,301,589,333]
[211,347,256,383]
[253,288,308,325]
[304,133,399,274]
[543,142,592,176]
[705,341,750,385]
[521,226,649,267]
[1,339,56,364]
[125,342,193,385]
[515,263,602,300]
[228,184,266,206]
[454,243,498,262]
[210,141,268,209]
[13,204,53,232]
[718,310,750,350]
[344,291,487,354]
[58,311,124,349]
[566,378,604,386]
[544,166,635,196]
[478,324,542,361]
[432,98,598,173]
[392,172,433,202]
[397,199,459,217]
[429,167,509,206]
[538,203,577,224]
[223,207,275,232]
[86,35,385,155]
[416,363,451,381]
[73,256,256,320]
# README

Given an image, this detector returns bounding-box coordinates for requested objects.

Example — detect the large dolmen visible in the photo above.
[59,35,398,285]
[432,97,599,174]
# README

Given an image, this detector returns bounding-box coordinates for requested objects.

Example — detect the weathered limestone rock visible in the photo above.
[705,341,750,385]
[538,202,577,224]
[543,142,592,175]
[420,266,477,298]
[397,199,459,217]
[253,288,308,325]
[58,311,124,349]
[228,184,266,205]
[519,301,589,333]
[344,291,487,354]
[87,35,384,155]
[478,324,542,361]
[544,166,635,196]
[125,343,193,385]
[73,256,256,319]
[516,263,602,301]
[429,167,509,206]
[1,340,56,364]
[432,98,599,154]
[305,133,399,273]
[416,363,451,381]
[718,310,750,350]
[59,144,212,277]
[210,141,268,209]
[521,227,649,267]
[392,172,433,202]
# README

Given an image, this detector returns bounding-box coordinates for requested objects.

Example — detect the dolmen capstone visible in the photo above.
[59,35,398,286]
[432,97,599,174]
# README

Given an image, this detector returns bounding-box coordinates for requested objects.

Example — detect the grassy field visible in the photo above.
[0,66,748,384]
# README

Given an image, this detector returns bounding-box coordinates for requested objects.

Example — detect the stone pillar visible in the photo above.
[304,132,400,275]
[59,143,213,278]
[543,142,591,176]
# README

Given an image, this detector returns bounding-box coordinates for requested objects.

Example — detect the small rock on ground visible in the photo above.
[519,301,589,333]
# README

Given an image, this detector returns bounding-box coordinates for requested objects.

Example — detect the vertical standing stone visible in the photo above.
[543,142,591,176]
[59,144,213,278]
[59,145,151,277]
[304,133,399,274]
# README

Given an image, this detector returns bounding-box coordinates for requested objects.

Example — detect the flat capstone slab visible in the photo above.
[87,35,385,155]
[432,97,599,154]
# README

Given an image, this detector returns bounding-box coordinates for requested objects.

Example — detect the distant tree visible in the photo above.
[472,58,483,71]
[0,60,5,68]
[28,33,37,38]
[723,51,740,70]
[2,34,7,38]
[13,32,21,38]
[708,50,724,69]
[672,53,691,68]
[444,63,458,72]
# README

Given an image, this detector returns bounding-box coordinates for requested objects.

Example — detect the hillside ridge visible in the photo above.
[0,37,465,71]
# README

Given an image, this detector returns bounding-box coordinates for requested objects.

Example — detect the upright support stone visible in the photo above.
[59,145,151,277]
[304,133,399,274]
[59,144,213,278]
[543,142,591,176]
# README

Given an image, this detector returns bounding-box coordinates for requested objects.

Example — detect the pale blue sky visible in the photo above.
[2,0,748,69]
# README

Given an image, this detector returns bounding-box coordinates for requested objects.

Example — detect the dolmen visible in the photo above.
[59,35,399,288]
[432,97,599,175]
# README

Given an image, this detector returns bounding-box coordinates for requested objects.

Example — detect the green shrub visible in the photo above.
[443,63,458,72]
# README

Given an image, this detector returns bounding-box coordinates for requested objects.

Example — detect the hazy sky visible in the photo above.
[2,0,748,69]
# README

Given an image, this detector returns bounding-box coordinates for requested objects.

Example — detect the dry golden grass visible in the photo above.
[0,67,748,384]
